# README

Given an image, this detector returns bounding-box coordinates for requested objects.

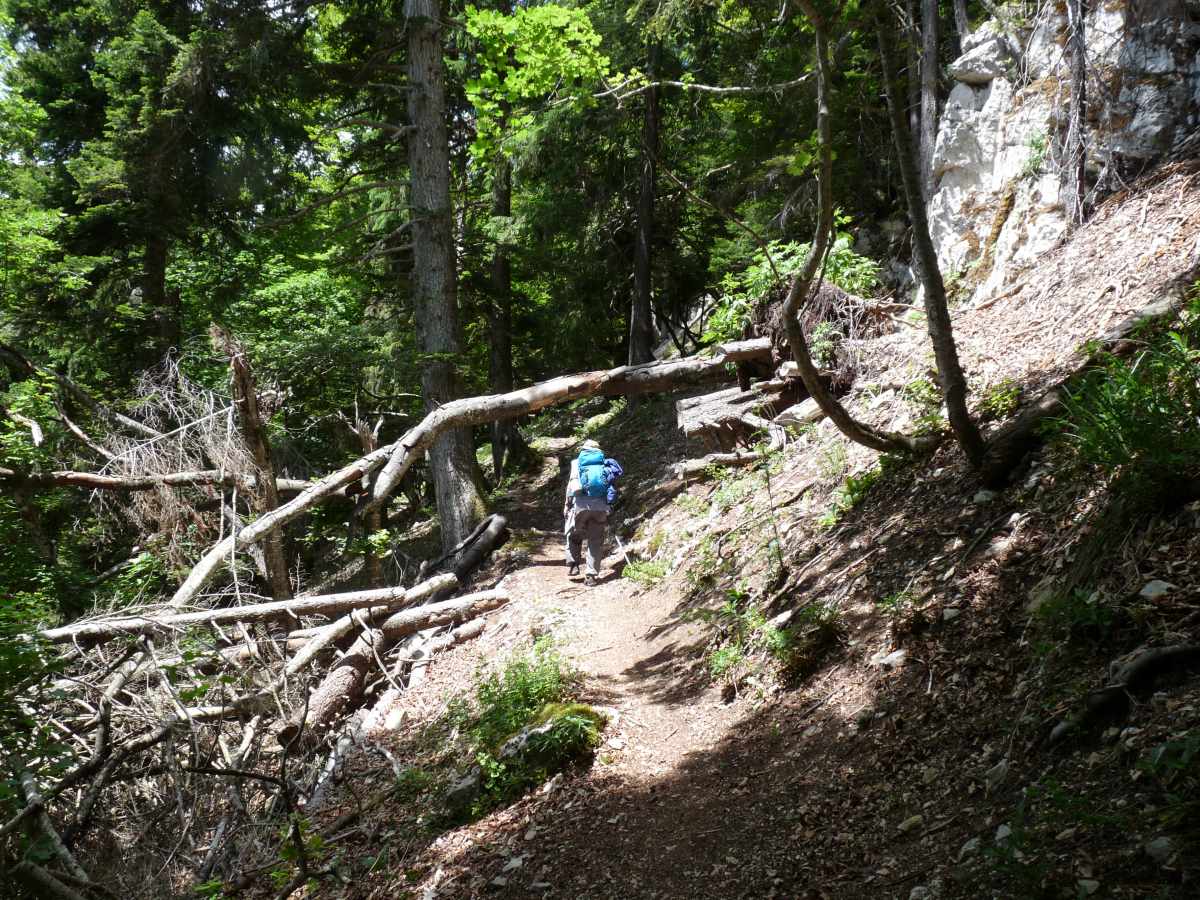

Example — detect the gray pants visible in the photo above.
[565,507,608,575]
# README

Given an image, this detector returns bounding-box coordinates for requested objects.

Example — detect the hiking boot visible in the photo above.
[584,573,597,587]
[568,563,580,577]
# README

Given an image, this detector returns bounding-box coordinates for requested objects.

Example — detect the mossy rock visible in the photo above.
[497,702,606,766]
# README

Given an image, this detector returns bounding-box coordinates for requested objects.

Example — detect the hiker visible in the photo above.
[564,439,623,586]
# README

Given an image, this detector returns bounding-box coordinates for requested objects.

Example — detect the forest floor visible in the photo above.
[306,165,1200,900]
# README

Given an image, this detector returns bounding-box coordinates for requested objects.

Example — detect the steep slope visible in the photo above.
[311,164,1200,900]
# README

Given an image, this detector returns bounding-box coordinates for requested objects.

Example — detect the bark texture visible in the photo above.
[41,577,458,644]
[143,231,178,360]
[406,0,486,553]
[919,0,938,197]
[1064,0,1089,224]
[783,2,918,457]
[876,2,986,468]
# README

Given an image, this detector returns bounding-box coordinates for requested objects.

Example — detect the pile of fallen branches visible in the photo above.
[4,553,511,898]
[3,340,790,896]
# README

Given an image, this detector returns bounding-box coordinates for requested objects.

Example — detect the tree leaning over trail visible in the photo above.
[874,0,986,469]
[781,1,922,458]
[167,344,770,611]
[406,0,487,553]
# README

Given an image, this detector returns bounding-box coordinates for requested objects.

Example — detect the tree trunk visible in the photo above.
[952,0,971,49]
[489,151,518,479]
[1064,0,1088,225]
[629,42,660,366]
[41,576,459,644]
[919,0,939,198]
[876,2,985,468]
[215,328,293,602]
[784,2,919,457]
[904,0,921,148]
[143,232,178,360]
[406,0,486,553]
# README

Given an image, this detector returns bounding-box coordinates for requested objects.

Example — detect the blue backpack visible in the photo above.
[577,448,608,498]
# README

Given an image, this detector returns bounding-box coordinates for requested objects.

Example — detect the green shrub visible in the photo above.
[703,234,879,344]
[1021,132,1047,180]
[471,640,571,750]
[980,378,1021,420]
[877,589,916,618]
[903,376,946,435]
[692,589,823,685]
[817,440,848,480]
[1033,588,1118,643]
[622,558,668,585]
[447,642,603,814]
[782,603,845,678]
[818,464,882,527]
[1060,326,1200,489]
[810,320,841,368]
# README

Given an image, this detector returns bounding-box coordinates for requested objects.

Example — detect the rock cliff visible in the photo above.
[928,0,1200,303]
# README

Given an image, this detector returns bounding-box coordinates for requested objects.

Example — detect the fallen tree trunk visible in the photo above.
[277,588,509,744]
[308,618,491,811]
[673,414,785,479]
[675,449,770,480]
[41,574,458,644]
[676,380,804,451]
[451,514,508,580]
[168,344,771,610]
[0,466,312,495]
[714,337,772,362]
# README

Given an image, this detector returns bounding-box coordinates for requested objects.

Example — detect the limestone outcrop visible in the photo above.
[927,0,1200,304]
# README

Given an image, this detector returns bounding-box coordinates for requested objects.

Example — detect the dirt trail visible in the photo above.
[495,435,737,781]
[396,429,779,898]
[502,533,731,779]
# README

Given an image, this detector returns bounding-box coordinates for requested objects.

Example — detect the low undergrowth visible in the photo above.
[691,589,845,695]
[449,640,603,815]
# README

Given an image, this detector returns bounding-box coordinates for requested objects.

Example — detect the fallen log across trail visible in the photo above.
[168,344,771,610]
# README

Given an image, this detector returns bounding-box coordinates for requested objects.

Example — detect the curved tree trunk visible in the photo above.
[875,1,986,468]
[784,2,918,457]
[406,0,487,553]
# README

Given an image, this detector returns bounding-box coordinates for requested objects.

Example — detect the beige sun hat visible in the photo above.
[580,439,601,450]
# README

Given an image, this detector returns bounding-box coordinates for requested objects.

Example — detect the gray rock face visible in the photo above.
[926,1,1200,305]
[948,37,1016,85]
